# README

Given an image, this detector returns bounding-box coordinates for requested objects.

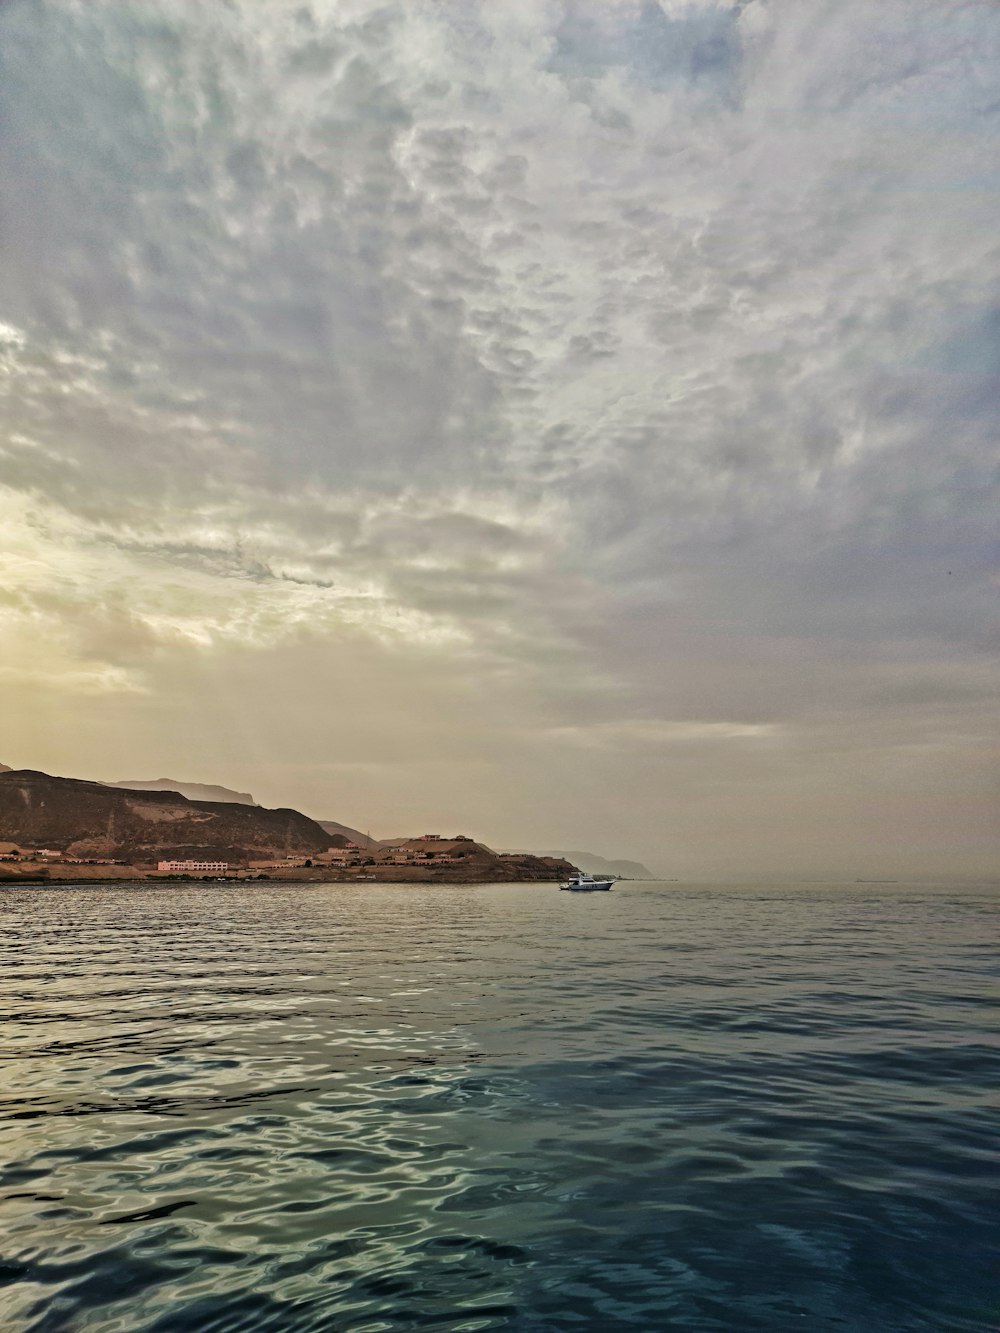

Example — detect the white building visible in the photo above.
[157,860,229,872]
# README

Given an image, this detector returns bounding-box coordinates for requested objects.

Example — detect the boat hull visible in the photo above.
[560,882,614,891]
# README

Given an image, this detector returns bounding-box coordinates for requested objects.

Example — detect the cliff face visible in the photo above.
[0,771,333,862]
[112,778,257,805]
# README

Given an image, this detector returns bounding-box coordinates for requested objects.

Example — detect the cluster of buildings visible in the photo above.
[2,834,486,877]
[157,860,229,873]
[246,835,480,872]
[0,844,124,865]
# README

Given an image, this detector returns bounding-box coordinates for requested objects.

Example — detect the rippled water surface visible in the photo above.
[0,881,996,1331]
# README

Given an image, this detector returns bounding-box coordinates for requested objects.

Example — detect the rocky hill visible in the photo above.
[375,838,576,882]
[508,849,655,879]
[0,770,335,863]
[113,780,380,848]
[316,819,380,849]
[112,777,257,805]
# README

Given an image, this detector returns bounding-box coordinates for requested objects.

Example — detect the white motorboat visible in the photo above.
[560,872,615,891]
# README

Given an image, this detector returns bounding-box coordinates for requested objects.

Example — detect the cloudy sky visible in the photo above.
[1,0,997,879]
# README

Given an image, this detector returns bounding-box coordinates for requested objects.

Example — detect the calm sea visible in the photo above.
[0,881,995,1331]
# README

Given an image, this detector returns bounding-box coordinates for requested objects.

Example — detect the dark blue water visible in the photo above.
[0,881,995,1331]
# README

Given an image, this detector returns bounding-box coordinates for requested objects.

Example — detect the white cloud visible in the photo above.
[546,718,781,747]
[0,0,997,873]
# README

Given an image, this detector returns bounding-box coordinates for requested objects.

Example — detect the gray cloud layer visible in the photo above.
[1,0,997,876]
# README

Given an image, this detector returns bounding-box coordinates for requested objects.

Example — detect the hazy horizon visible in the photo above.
[2,755,995,886]
[2,1,997,882]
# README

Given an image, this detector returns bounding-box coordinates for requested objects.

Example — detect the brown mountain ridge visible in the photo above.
[0,770,339,863]
[112,777,258,805]
[0,768,577,883]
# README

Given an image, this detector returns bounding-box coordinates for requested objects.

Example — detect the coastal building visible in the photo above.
[157,860,228,872]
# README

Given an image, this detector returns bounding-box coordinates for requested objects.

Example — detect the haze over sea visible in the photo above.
[1,881,995,1332]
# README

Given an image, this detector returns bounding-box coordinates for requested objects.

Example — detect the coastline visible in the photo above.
[0,865,569,887]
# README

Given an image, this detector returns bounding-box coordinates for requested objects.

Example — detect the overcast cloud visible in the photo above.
[1,0,997,878]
